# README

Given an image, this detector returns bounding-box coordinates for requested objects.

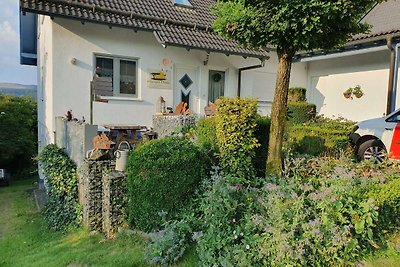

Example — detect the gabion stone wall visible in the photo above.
[102,171,127,238]
[152,114,200,138]
[78,160,113,231]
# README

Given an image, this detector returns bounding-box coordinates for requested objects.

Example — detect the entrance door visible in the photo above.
[174,66,199,113]
[208,70,225,103]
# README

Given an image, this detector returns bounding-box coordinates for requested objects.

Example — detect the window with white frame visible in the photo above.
[95,55,138,97]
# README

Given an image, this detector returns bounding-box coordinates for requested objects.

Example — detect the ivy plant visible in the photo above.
[38,144,81,231]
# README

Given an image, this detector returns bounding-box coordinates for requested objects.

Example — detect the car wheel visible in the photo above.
[358,139,387,163]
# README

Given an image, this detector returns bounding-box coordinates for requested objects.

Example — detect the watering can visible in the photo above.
[114,141,132,172]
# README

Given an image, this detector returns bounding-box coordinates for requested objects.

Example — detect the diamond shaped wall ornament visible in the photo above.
[179,74,193,89]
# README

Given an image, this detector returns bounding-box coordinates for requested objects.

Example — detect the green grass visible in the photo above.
[362,232,400,267]
[0,179,198,267]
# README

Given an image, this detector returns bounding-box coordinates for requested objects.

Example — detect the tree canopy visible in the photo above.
[0,94,37,176]
[213,0,379,53]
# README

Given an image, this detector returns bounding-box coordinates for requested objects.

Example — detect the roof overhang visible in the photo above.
[20,0,269,61]
[293,36,400,63]
[20,11,37,66]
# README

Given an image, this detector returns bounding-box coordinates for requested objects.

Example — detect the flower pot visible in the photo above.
[354,93,363,98]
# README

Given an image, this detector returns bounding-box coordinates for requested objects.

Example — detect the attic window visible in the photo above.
[173,0,193,8]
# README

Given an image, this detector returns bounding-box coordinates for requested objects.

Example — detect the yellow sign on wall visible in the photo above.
[147,69,171,89]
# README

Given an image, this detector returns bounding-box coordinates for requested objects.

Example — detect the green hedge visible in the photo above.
[126,137,209,232]
[215,98,259,181]
[38,144,81,231]
[198,115,270,178]
[288,87,307,102]
[197,117,218,162]
[286,118,354,156]
[287,101,316,124]
[253,116,271,177]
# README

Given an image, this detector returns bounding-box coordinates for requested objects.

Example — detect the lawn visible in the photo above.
[0,179,197,267]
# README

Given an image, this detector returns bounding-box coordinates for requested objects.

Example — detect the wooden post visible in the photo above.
[90,81,94,125]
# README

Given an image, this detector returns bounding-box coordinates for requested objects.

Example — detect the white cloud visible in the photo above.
[0,21,18,43]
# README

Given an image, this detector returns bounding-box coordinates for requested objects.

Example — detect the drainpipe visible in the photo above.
[392,42,399,112]
[238,59,266,97]
[386,37,399,114]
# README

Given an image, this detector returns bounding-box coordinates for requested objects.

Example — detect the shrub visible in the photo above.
[248,174,379,267]
[366,162,400,232]
[286,117,354,156]
[38,144,81,231]
[253,116,271,177]
[288,86,307,102]
[287,101,317,123]
[195,171,254,266]
[146,219,192,266]
[197,117,218,162]
[126,137,209,232]
[147,156,400,266]
[215,97,259,181]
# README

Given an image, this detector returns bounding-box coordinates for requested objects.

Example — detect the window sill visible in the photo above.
[100,96,142,102]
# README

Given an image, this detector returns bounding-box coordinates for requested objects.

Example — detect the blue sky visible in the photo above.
[0,0,36,85]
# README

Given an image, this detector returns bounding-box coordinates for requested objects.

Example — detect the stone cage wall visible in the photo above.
[152,114,200,138]
[78,159,127,237]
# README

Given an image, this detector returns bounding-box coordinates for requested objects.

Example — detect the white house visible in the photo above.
[20,0,400,155]
[295,0,400,122]
[19,0,307,150]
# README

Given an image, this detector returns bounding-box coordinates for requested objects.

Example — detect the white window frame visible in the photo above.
[94,54,140,100]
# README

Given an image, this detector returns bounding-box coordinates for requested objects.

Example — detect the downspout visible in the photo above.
[386,37,399,114]
[393,42,399,112]
[238,59,266,97]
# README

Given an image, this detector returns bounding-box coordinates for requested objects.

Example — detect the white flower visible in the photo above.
[246,245,250,250]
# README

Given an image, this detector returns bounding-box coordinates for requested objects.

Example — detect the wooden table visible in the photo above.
[102,124,145,147]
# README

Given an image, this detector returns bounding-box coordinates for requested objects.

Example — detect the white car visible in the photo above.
[350,108,400,162]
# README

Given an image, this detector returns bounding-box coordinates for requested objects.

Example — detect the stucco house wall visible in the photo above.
[306,49,400,122]
[37,16,54,149]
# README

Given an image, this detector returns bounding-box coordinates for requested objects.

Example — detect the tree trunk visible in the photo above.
[266,50,295,176]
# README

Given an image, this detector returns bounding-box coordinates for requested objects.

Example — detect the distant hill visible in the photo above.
[0,83,37,100]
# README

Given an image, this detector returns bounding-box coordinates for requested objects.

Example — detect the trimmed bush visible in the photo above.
[197,117,218,162]
[287,101,317,123]
[126,137,209,232]
[288,86,307,102]
[215,97,259,181]
[253,116,271,177]
[38,144,81,231]
[286,118,354,156]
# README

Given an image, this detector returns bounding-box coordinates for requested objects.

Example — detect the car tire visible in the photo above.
[358,139,387,163]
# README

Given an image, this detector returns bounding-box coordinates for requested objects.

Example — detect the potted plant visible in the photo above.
[343,87,353,99]
[352,85,364,98]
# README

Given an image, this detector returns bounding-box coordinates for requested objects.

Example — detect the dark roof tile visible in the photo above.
[20,0,268,59]
[352,0,400,42]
